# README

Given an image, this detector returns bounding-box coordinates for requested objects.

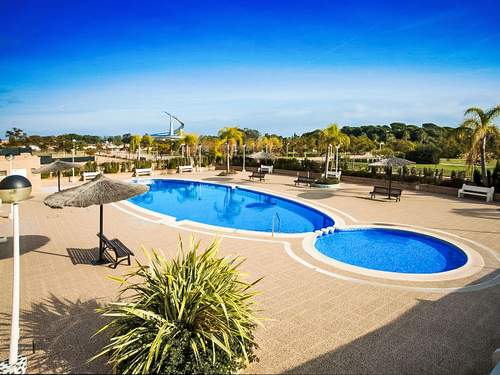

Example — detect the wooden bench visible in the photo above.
[258,165,273,174]
[249,171,266,181]
[458,184,494,202]
[82,171,101,181]
[97,233,134,269]
[294,175,315,186]
[134,168,152,177]
[370,186,402,201]
[178,165,193,173]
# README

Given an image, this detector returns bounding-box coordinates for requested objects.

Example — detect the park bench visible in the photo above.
[370,186,402,201]
[134,168,152,177]
[258,165,273,174]
[458,184,494,202]
[326,171,342,179]
[178,165,194,173]
[96,233,134,269]
[294,175,315,187]
[249,171,266,181]
[82,171,101,181]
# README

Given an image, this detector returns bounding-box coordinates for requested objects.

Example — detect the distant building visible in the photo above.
[0,152,41,192]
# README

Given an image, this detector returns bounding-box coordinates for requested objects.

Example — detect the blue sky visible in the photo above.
[1,0,499,136]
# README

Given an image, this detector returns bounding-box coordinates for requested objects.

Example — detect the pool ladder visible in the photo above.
[272,212,282,238]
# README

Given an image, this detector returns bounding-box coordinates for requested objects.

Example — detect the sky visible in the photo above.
[1,0,500,137]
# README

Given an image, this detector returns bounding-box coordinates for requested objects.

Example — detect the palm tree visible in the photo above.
[320,124,350,177]
[218,127,244,173]
[183,133,198,158]
[459,105,499,184]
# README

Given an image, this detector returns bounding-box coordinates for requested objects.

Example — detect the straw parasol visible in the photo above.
[33,160,83,191]
[248,151,276,161]
[369,157,415,198]
[44,174,149,264]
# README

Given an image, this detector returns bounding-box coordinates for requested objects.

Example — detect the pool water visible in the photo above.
[129,179,334,233]
[315,228,468,274]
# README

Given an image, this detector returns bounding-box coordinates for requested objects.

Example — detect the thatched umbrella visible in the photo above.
[44,174,149,264]
[33,160,83,191]
[248,151,276,161]
[369,157,415,198]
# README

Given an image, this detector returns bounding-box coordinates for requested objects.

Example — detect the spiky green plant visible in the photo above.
[92,238,262,374]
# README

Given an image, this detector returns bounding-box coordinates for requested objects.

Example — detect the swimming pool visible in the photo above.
[314,228,468,274]
[129,179,334,233]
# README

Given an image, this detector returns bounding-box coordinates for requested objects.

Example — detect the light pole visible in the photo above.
[335,144,341,174]
[286,142,289,157]
[71,139,76,182]
[0,175,32,375]
[198,144,202,170]
[242,144,246,172]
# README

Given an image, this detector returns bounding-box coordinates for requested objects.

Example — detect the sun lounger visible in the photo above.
[370,186,402,201]
[249,171,266,181]
[96,233,134,268]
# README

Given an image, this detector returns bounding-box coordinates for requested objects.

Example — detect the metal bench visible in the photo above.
[458,184,494,202]
[370,186,402,201]
[82,171,101,181]
[134,168,152,177]
[178,165,193,173]
[96,233,134,269]
[249,171,266,181]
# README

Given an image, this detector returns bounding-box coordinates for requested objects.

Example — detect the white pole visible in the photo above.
[242,144,246,172]
[336,145,340,173]
[9,203,20,366]
[72,139,76,182]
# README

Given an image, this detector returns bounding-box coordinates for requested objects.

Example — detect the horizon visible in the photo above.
[1,0,500,136]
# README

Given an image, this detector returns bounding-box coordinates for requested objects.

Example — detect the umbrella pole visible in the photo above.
[57,171,61,192]
[98,204,104,262]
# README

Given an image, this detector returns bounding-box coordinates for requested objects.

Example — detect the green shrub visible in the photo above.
[102,162,120,174]
[134,160,152,169]
[93,239,261,374]
[407,145,440,164]
[83,161,98,172]
[473,169,483,186]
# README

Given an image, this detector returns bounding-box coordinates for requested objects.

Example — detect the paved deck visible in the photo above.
[0,171,499,374]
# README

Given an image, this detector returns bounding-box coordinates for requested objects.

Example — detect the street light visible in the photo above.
[71,139,76,182]
[335,144,341,174]
[0,175,32,375]
[242,144,247,172]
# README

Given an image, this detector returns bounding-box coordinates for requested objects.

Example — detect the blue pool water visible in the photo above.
[315,228,468,274]
[129,179,334,233]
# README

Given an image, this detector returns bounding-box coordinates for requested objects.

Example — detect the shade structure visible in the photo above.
[33,160,83,192]
[248,151,276,161]
[44,174,149,263]
[369,157,415,198]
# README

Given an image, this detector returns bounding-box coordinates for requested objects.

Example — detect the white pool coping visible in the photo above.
[302,224,485,282]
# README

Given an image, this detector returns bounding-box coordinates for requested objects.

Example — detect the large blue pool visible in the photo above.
[129,179,334,233]
[315,228,468,274]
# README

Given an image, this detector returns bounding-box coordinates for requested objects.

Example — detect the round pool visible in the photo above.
[314,228,468,274]
[129,179,334,233]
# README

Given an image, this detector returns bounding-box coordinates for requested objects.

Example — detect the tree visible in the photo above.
[129,134,142,158]
[320,124,350,177]
[459,105,500,184]
[183,133,199,157]
[141,134,154,154]
[218,127,244,173]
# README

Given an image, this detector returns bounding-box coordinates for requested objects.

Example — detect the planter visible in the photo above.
[311,183,341,189]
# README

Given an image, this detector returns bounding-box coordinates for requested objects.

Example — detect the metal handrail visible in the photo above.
[271,212,282,237]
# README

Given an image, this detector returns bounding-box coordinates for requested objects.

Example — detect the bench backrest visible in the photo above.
[135,168,151,172]
[461,184,494,194]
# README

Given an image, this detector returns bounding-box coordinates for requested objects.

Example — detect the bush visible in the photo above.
[93,239,261,374]
[134,160,152,169]
[407,145,440,164]
[473,169,483,186]
[492,160,500,190]
[102,162,120,174]
[314,177,339,184]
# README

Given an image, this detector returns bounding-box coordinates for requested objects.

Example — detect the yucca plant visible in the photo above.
[92,238,262,374]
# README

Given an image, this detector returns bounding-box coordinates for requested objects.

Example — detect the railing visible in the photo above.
[271,211,281,238]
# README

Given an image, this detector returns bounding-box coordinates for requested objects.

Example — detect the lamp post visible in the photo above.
[198,144,202,171]
[335,144,340,174]
[0,175,32,375]
[242,144,246,172]
[286,143,289,157]
[71,139,76,182]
